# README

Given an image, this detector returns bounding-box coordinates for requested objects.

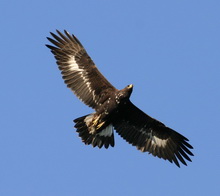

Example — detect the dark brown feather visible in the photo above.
[46,30,116,109]
[113,100,193,167]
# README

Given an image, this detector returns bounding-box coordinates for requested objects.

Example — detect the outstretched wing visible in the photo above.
[46,30,116,109]
[113,101,194,167]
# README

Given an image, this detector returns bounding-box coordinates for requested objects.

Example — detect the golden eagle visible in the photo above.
[46,30,193,167]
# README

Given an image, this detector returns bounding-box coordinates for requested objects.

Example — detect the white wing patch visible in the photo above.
[68,56,83,72]
[151,136,168,148]
[98,124,113,137]
[67,56,96,104]
[146,128,168,148]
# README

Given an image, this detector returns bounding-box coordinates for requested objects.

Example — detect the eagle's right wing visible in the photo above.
[113,101,194,167]
[46,30,116,109]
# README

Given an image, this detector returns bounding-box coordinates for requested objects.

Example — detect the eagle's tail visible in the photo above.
[73,113,115,149]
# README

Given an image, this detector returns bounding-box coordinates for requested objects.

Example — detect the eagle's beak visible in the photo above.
[128,84,133,89]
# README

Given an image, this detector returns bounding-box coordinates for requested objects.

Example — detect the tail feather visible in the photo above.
[74,114,115,148]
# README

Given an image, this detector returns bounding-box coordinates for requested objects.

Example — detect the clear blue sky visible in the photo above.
[1,0,219,195]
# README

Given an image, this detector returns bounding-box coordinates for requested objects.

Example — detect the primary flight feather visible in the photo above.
[46,30,193,167]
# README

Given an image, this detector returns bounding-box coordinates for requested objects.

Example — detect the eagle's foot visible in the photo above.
[91,115,101,126]
[96,121,105,130]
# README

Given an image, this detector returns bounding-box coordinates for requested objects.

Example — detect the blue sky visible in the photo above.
[1,0,220,195]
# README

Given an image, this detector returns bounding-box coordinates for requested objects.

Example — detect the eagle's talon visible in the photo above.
[92,115,101,126]
[97,121,105,130]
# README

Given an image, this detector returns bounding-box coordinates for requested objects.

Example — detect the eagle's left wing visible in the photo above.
[46,30,116,109]
[113,101,193,167]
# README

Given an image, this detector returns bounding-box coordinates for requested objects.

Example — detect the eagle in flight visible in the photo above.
[46,30,193,167]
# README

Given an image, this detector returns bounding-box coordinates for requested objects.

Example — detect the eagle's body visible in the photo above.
[46,30,193,167]
[74,85,133,148]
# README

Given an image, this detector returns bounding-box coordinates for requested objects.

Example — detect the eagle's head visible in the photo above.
[126,84,133,95]
[119,84,133,100]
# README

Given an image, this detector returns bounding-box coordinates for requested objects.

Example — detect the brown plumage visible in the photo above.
[46,30,193,167]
